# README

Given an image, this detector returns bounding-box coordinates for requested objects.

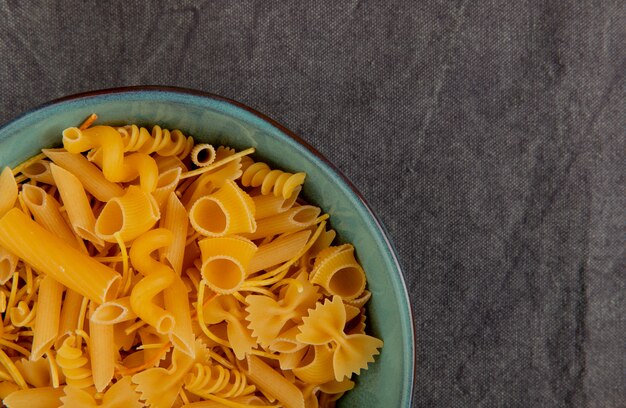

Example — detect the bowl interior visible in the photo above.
[0,88,414,407]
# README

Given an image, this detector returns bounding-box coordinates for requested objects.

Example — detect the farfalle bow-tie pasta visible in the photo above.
[0,114,383,408]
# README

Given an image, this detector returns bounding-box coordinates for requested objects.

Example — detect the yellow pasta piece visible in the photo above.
[63,126,159,192]
[292,345,336,385]
[248,230,311,274]
[90,296,136,325]
[0,167,18,217]
[95,185,160,243]
[14,357,50,387]
[132,339,208,408]
[130,228,176,334]
[240,354,305,408]
[152,167,182,211]
[60,376,142,408]
[50,163,104,248]
[244,205,320,241]
[240,157,306,199]
[160,192,188,275]
[164,276,196,358]
[251,186,300,220]
[43,149,124,201]
[21,184,79,249]
[31,276,64,360]
[56,289,84,348]
[198,236,257,294]
[201,295,256,359]
[181,158,242,209]
[0,245,18,285]
[88,308,115,392]
[309,245,366,301]
[20,159,54,185]
[0,208,120,304]
[296,296,383,381]
[184,362,256,400]
[55,334,93,389]
[2,386,64,408]
[189,180,256,237]
[190,143,217,167]
[246,272,319,347]
[0,381,20,399]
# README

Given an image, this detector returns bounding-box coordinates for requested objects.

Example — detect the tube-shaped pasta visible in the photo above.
[43,148,124,201]
[62,126,158,192]
[181,159,242,209]
[189,180,256,237]
[95,185,160,243]
[190,143,216,167]
[0,167,17,217]
[160,193,188,275]
[130,228,176,334]
[240,355,305,408]
[0,245,18,285]
[198,236,257,294]
[21,184,78,248]
[244,205,320,240]
[56,290,84,348]
[152,167,182,211]
[31,276,64,360]
[50,163,103,248]
[20,160,54,185]
[252,186,300,220]
[164,277,195,357]
[309,245,366,301]
[0,209,120,304]
[248,230,311,274]
[90,296,137,325]
[89,309,115,391]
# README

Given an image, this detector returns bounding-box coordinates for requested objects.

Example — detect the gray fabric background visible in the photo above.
[0,1,624,407]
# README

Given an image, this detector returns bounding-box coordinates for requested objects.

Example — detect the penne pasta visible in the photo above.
[0,208,120,304]
[20,159,55,185]
[244,205,320,240]
[160,192,188,275]
[248,230,311,274]
[0,167,18,218]
[50,163,104,248]
[240,355,305,408]
[30,276,64,360]
[43,149,124,201]
[89,307,115,392]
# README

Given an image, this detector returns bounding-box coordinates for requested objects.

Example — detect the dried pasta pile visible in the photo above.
[0,116,383,408]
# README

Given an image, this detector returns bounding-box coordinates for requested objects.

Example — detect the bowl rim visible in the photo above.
[0,85,416,404]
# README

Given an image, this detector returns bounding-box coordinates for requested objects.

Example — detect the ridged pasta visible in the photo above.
[240,156,306,199]
[244,205,320,241]
[198,236,257,294]
[0,167,17,218]
[55,335,93,389]
[309,245,366,301]
[0,246,18,285]
[95,185,160,243]
[189,180,256,237]
[190,144,216,167]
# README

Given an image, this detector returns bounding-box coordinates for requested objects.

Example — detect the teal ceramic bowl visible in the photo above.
[0,86,414,407]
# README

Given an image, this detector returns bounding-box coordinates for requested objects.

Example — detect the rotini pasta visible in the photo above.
[240,156,306,199]
[0,116,382,408]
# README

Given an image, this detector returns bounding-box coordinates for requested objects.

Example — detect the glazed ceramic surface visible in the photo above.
[0,87,414,407]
